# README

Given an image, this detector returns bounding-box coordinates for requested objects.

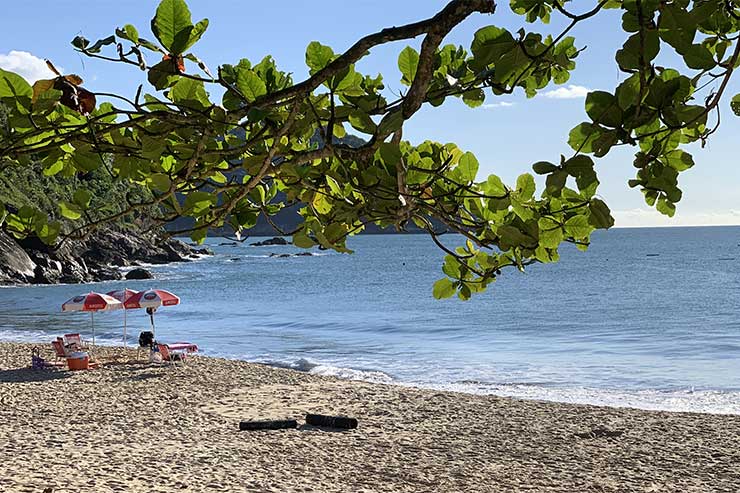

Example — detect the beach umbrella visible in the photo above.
[106,288,139,348]
[124,289,180,337]
[61,292,123,346]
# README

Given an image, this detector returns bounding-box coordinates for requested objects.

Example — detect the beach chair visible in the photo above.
[157,344,186,366]
[63,333,86,351]
[51,339,68,362]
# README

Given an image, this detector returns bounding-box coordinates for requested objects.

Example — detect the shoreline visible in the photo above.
[1,341,738,492]
[2,335,738,416]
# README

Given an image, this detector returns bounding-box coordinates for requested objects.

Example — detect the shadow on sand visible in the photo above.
[0,367,72,383]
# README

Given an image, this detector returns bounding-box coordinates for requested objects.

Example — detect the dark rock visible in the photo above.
[0,232,36,284]
[193,247,214,256]
[268,252,314,258]
[93,267,124,281]
[126,268,153,280]
[1,226,203,286]
[219,242,238,246]
[269,253,292,258]
[251,237,289,247]
[229,257,241,262]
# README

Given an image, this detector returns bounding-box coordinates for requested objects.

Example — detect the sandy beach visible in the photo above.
[0,342,738,492]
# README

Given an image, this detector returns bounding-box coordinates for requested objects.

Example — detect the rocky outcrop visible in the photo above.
[251,237,289,246]
[0,228,208,286]
[0,232,36,283]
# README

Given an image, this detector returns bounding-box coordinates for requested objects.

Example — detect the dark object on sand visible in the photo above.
[239,419,298,431]
[138,331,155,349]
[305,413,358,429]
[574,426,623,439]
[126,267,153,280]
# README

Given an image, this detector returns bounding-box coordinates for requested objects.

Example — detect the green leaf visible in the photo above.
[186,18,209,51]
[485,174,507,196]
[59,202,82,220]
[151,0,195,54]
[532,161,557,175]
[585,91,623,128]
[148,59,180,90]
[656,196,676,217]
[462,88,485,108]
[398,46,419,86]
[306,41,335,75]
[0,68,32,99]
[616,74,641,110]
[470,26,515,70]
[377,110,404,136]
[545,170,567,195]
[588,198,614,229]
[458,152,479,183]
[122,24,140,44]
[515,173,535,200]
[662,149,694,171]
[169,77,210,108]
[568,123,601,154]
[683,44,716,70]
[348,110,377,134]
[236,69,267,103]
[433,278,457,299]
[731,93,740,117]
[149,173,172,192]
[183,191,216,216]
[73,189,92,209]
[292,231,315,248]
[538,217,563,249]
[564,215,593,239]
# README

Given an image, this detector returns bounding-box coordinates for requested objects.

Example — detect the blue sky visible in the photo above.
[1,1,739,226]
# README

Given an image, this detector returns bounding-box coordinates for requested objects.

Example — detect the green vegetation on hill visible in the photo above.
[0,153,156,237]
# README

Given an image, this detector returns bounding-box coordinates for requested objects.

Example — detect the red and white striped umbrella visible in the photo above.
[124,289,180,337]
[62,292,122,312]
[61,292,122,346]
[106,289,139,348]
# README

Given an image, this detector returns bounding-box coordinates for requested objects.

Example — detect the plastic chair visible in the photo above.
[157,344,185,366]
[51,339,68,362]
[63,333,85,351]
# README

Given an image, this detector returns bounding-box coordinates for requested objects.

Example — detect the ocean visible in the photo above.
[1,227,738,414]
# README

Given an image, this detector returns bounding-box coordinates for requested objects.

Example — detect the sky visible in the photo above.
[1,1,739,227]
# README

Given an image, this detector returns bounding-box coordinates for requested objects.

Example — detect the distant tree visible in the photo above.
[0,0,737,298]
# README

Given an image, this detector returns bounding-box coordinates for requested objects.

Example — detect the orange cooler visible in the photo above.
[67,352,89,371]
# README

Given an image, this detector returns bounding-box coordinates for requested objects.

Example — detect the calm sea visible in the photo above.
[1,227,739,414]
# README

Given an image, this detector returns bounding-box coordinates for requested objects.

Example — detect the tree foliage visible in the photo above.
[1,0,739,299]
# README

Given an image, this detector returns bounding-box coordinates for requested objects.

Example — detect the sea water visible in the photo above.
[1,227,738,414]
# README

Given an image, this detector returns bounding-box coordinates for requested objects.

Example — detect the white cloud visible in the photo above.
[0,51,57,83]
[481,101,515,109]
[613,208,740,228]
[540,84,590,100]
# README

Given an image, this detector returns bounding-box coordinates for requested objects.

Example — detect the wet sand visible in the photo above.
[0,342,738,492]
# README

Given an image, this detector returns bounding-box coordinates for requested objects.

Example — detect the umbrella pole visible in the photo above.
[123,308,127,348]
[150,312,156,339]
[91,311,95,348]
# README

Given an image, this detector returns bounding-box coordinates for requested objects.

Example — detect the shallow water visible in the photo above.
[1,227,739,414]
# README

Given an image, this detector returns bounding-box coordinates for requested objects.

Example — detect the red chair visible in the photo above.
[63,333,86,351]
[51,339,68,362]
[156,344,176,366]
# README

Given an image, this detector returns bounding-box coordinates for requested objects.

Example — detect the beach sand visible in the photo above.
[0,342,738,492]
